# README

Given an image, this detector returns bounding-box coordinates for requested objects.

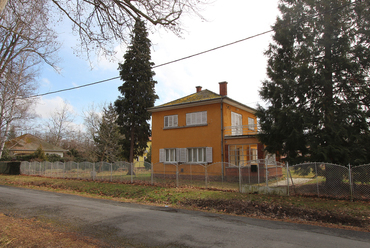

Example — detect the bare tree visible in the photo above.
[43,100,75,147]
[0,0,59,158]
[2,0,209,60]
[0,0,59,77]
[0,54,38,158]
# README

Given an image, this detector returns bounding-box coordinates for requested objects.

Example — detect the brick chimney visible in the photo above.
[196,86,202,93]
[219,81,228,96]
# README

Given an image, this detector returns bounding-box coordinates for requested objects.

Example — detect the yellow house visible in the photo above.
[149,82,267,178]
[134,138,152,167]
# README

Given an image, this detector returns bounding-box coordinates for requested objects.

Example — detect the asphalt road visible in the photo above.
[0,185,369,247]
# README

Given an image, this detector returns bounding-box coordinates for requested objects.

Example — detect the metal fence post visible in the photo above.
[286,162,289,196]
[151,163,153,185]
[93,163,96,181]
[348,163,353,202]
[110,163,113,182]
[238,163,242,192]
[176,165,179,187]
[315,162,319,198]
[205,166,208,189]
[265,160,268,187]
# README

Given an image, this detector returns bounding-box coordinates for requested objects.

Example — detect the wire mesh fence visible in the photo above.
[19,160,370,200]
[288,162,370,200]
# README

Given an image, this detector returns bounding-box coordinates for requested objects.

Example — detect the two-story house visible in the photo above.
[149,82,270,180]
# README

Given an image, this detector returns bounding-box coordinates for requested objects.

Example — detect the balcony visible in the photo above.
[224,124,259,136]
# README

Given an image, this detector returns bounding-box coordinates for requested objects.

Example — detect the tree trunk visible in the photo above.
[127,126,135,175]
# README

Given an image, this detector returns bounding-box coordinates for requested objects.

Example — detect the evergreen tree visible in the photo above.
[33,145,47,161]
[257,0,370,167]
[94,103,122,162]
[115,18,158,164]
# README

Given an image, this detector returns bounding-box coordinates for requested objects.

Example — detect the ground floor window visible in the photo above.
[165,148,176,162]
[159,147,212,163]
[187,148,206,163]
[228,144,258,166]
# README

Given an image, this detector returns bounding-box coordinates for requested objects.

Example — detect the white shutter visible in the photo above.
[164,116,168,127]
[186,113,191,125]
[202,111,207,124]
[206,147,213,163]
[179,148,187,162]
[176,148,181,162]
[159,149,165,162]
[174,115,178,126]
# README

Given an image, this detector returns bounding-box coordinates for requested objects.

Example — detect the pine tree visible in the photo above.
[257,0,370,167]
[93,103,122,162]
[115,18,158,165]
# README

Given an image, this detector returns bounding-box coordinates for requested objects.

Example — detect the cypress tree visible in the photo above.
[115,18,158,165]
[257,0,370,168]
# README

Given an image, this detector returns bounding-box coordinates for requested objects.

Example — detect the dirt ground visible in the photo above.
[180,198,370,232]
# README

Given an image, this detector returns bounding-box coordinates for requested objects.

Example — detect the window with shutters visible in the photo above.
[187,147,212,163]
[159,148,186,163]
[186,111,207,126]
[165,148,176,162]
[187,148,206,163]
[164,115,178,128]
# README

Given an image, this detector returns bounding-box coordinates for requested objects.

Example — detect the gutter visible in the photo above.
[221,97,224,179]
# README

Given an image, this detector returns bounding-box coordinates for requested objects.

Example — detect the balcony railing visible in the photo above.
[224,124,259,136]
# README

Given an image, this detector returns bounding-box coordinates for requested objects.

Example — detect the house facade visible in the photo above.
[149,82,273,179]
[5,134,67,158]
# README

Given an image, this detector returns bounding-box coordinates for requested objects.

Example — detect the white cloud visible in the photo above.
[32,96,76,119]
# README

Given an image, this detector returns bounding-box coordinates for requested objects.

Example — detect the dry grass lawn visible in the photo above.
[0,213,109,248]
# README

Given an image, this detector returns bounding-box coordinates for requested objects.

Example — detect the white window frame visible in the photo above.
[187,147,212,163]
[165,148,176,162]
[186,111,207,126]
[231,112,242,135]
[164,115,178,128]
[159,148,186,163]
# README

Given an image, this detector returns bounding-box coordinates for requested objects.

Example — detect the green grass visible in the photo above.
[0,175,368,214]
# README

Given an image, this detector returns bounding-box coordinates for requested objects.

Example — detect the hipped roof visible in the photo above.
[148,89,256,113]
[6,134,67,152]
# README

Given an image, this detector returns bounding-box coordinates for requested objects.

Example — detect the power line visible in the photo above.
[25,0,363,99]
[26,29,273,99]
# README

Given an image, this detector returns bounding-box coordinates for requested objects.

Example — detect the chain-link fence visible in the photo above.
[19,161,370,200]
[20,161,152,184]
[287,162,370,200]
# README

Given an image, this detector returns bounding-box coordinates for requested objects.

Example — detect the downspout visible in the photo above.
[220,97,224,180]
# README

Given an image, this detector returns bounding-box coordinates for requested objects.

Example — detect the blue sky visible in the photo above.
[32,0,280,129]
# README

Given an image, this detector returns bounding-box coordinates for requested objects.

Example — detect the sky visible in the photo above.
[32,0,281,130]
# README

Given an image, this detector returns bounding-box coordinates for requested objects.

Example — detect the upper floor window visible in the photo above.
[164,115,178,128]
[231,112,242,135]
[248,117,255,130]
[186,111,207,126]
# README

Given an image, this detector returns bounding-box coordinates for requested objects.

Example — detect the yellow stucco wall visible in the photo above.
[152,103,222,167]
[134,140,151,167]
[151,100,259,175]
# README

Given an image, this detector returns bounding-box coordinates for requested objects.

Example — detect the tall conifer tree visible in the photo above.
[257,0,370,166]
[115,18,158,163]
